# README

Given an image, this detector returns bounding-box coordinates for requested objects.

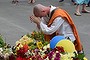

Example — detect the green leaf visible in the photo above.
[77,53,85,60]
[0,35,5,47]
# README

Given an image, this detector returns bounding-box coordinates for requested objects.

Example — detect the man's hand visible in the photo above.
[30,15,41,25]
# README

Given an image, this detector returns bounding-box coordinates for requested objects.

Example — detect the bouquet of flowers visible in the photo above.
[14,31,49,60]
[0,31,87,60]
[14,31,86,60]
[0,34,15,60]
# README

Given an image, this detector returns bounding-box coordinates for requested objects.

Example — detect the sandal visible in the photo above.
[81,10,90,13]
[74,12,81,16]
[59,0,64,2]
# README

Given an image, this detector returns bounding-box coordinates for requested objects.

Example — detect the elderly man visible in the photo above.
[30,4,83,53]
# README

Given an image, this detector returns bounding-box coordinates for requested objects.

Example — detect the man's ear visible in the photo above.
[41,10,45,12]
[41,9,47,12]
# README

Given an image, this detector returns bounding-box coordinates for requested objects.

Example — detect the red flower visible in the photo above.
[56,46,65,53]
[23,44,28,53]
[16,56,30,60]
[9,54,16,60]
[17,44,29,57]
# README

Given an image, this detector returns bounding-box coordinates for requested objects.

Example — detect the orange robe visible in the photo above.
[44,8,82,51]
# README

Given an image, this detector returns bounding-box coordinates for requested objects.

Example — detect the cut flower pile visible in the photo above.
[0,31,88,60]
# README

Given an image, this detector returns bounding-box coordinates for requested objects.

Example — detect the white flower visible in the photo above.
[45,57,49,60]
[0,48,3,52]
[67,53,75,57]
[15,41,20,46]
[0,48,3,54]
[83,57,88,60]
[47,44,50,48]
[43,46,47,50]
[61,53,69,60]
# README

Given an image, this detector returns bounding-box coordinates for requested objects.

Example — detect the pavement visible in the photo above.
[0,0,90,59]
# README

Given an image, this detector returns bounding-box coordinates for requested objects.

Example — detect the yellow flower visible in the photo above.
[19,35,28,41]
[18,35,34,45]
[61,53,71,60]
[20,40,26,45]
[67,53,75,57]
[26,38,33,44]
[37,41,43,49]
[15,41,20,46]
[16,43,23,51]
[83,57,88,60]
[16,47,20,51]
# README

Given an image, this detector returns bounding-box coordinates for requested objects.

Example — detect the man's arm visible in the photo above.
[30,15,41,29]
[40,17,64,34]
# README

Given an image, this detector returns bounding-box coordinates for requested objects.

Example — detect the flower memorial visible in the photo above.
[0,35,14,60]
[0,31,88,60]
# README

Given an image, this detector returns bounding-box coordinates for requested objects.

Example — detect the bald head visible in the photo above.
[34,4,45,11]
[33,4,50,17]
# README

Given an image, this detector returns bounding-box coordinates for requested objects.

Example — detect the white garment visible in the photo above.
[40,5,75,42]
